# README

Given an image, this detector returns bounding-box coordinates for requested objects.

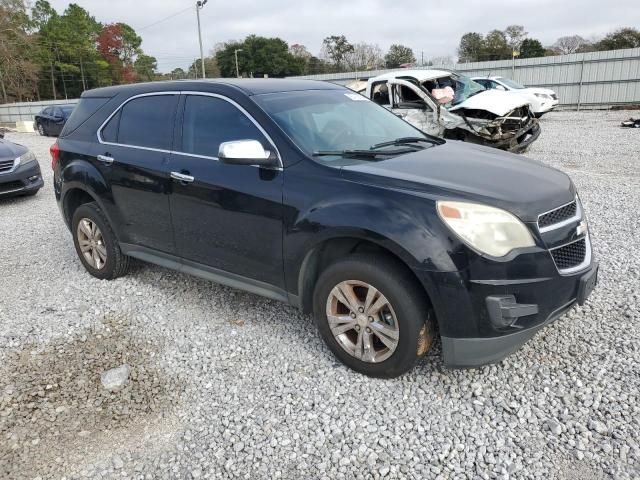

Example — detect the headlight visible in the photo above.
[534,93,550,99]
[437,201,535,257]
[16,150,37,168]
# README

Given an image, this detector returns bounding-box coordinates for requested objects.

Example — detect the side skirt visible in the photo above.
[120,243,291,304]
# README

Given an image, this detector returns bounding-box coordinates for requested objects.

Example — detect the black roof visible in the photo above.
[83,78,342,98]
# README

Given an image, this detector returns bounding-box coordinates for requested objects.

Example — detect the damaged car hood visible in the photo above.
[449,89,529,116]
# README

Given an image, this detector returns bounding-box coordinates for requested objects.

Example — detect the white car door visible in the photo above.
[386,79,444,136]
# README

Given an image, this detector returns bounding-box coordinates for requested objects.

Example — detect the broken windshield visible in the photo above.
[450,75,486,106]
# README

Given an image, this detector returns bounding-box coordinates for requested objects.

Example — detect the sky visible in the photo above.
[48,0,640,73]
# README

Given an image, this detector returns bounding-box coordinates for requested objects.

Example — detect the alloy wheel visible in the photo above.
[77,218,107,270]
[325,280,400,363]
[38,124,44,135]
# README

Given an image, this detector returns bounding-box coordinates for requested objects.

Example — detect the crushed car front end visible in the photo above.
[449,104,541,153]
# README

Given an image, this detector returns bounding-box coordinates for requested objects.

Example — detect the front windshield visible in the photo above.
[450,75,486,105]
[497,77,525,89]
[253,89,433,163]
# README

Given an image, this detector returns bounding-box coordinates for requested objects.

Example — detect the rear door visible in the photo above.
[168,93,284,288]
[96,93,179,253]
[51,107,66,135]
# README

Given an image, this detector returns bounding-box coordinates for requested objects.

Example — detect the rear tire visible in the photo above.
[71,202,130,280]
[313,254,434,378]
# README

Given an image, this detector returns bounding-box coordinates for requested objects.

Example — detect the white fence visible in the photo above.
[0,99,78,123]
[289,47,640,109]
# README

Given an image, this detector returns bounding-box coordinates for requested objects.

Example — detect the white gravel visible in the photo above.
[1,110,639,479]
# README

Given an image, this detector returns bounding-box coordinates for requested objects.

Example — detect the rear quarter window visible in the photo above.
[60,98,108,137]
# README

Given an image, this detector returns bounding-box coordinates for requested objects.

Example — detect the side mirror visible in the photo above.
[218,139,279,168]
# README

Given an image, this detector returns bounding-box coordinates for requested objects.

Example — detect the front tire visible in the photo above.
[37,123,46,136]
[313,254,434,378]
[71,202,130,280]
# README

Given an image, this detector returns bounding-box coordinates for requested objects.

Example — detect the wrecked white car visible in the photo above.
[363,70,541,153]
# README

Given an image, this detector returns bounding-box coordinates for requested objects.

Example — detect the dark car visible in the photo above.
[52,79,598,377]
[0,131,43,197]
[34,104,75,137]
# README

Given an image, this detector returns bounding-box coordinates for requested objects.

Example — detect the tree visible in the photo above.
[187,56,220,78]
[0,0,39,102]
[519,38,546,58]
[289,43,311,59]
[553,35,588,54]
[484,29,511,60]
[429,55,454,66]
[504,25,527,52]
[458,32,484,62]
[215,35,304,78]
[321,35,354,69]
[595,27,640,51]
[134,54,157,82]
[344,42,383,71]
[384,44,415,68]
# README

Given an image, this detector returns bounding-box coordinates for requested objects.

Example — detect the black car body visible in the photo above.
[52,79,597,377]
[34,104,75,137]
[0,133,43,197]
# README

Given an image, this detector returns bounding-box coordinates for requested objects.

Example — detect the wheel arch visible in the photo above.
[296,234,435,317]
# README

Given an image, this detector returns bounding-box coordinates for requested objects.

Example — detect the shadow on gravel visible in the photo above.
[0,314,184,479]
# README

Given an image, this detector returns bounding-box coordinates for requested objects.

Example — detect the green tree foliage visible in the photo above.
[384,44,416,68]
[484,30,511,60]
[519,38,546,58]
[0,0,155,102]
[457,32,484,62]
[215,35,304,78]
[595,27,640,50]
[0,0,39,102]
[187,56,220,79]
[321,35,354,69]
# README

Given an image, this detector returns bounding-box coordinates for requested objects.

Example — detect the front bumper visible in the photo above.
[418,255,598,368]
[0,161,44,197]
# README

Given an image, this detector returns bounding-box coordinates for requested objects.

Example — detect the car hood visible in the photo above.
[449,89,529,116]
[340,141,574,222]
[0,139,27,160]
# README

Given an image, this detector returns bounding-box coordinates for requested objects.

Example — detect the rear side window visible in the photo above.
[105,94,178,150]
[61,98,107,137]
[181,95,267,157]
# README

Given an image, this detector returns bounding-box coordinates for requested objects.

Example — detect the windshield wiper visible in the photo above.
[369,137,434,150]
[313,148,416,158]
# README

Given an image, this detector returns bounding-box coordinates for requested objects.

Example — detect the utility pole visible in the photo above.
[234,48,243,78]
[49,56,57,100]
[80,56,86,91]
[196,0,208,78]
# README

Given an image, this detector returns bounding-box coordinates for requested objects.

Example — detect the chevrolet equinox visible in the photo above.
[52,79,598,377]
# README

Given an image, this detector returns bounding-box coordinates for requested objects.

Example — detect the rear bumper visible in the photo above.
[0,161,44,197]
[417,258,598,368]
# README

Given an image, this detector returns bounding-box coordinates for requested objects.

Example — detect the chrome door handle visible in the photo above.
[97,154,114,165]
[170,171,195,183]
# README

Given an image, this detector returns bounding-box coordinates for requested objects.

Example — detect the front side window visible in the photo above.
[181,95,267,158]
[103,94,178,150]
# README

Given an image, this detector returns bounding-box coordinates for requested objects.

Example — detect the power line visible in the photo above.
[137,6,194,31]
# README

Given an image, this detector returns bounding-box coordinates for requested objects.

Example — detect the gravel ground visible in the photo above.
[1,110,639,479]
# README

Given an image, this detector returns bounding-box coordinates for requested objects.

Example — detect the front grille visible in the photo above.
[0,159,14,174]
[551,238,586,270]
[539,201,577,228]
[0,180,24,193]
[501,106,532,132]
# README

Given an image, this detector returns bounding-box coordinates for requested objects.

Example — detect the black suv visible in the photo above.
[53,80,598,377]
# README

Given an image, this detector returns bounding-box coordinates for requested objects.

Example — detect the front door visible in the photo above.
[95,93,179,253]
[169,93,284,288]
[387,79,443,136]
